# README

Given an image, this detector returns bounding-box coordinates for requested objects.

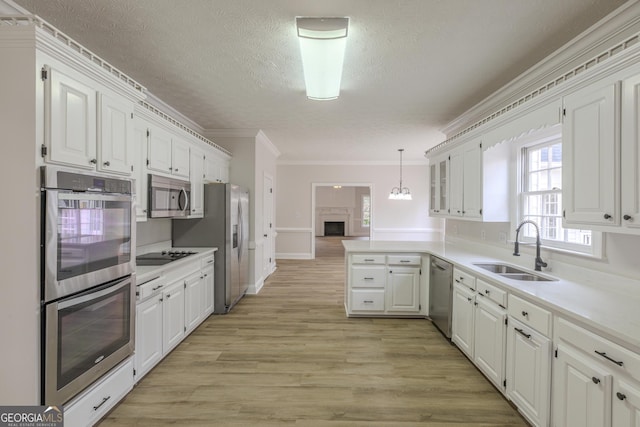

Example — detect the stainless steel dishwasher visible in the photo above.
[429,256,453,338]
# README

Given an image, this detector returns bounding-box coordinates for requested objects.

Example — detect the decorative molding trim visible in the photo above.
[144,92,204,134]
[0,14,146,96]
[275,227,313,233]
[256,130,281,159]
[278,159,427,166]
[205,128,261,138]
[275,253,313,260]
[441,0,640,137]
[247,277,264,295]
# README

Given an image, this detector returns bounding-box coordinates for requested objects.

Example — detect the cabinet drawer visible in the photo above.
[476,278,507,308]
[64,358,133,427]
[351,254,385,264]
[508,294,551,337]
[137,275,166,301]
[453,267,476,291]
[201,254,214,269]
[350,290,385,311]
[351,266,386,288]
[387,255,421,265]
[556,317,640,383]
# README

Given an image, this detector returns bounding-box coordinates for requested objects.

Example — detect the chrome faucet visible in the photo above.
[513,220,547,271]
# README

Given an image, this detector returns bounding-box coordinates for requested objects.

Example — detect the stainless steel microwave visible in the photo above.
[148,174,191,218]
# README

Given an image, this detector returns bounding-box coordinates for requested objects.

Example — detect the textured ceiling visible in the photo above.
[12,0,628,162]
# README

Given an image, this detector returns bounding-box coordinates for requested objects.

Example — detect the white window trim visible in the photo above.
[362,194,371,227]
[509,125,604,259]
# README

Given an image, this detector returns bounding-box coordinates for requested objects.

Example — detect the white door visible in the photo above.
[133,118,149,221]
[386,267,420,312]
[451,283,475,359]
[613,378,640,426]
[474,295,506,391]
[506,317,551,427]
[98,92,134,175]
[171,138,190,179]
[449,151,463,217]
[203,264,215,316]
[46,66,97,169]
[462,140,482,219]
[263,173,275,279]
[553,343,612,427]
[563,81,619,227]
[135,296,163,381]
[189,147,204,217]
[184,272,203,334]
[147,125,173,174]
[162,282,185,353]
[622,73,640,230]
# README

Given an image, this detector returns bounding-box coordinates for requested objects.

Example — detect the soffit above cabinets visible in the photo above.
[11,0,627,162]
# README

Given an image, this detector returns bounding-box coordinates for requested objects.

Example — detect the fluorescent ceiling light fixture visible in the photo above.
[389,149,412,200]
[296,17,349,100]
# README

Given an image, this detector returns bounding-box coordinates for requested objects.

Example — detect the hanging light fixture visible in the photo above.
[296,17,349,100]
[389,149,412,200]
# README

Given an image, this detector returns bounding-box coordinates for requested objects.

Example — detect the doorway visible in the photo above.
[312,183,372,259]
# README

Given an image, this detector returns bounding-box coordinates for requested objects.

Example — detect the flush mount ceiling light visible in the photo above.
[389,149,412,200]
[296,17,349,101]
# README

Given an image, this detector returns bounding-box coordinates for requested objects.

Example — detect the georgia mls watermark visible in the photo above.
[0,406,63,427]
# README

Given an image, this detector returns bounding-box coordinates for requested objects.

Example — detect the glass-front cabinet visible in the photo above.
[429,155,448,216]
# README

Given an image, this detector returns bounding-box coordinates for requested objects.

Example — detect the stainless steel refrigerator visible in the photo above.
[172,183,250,313]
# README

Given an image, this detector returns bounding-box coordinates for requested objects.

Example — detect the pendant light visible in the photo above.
[389,149,412,200]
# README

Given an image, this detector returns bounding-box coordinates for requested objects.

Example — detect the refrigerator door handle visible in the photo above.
[237,201,243,261]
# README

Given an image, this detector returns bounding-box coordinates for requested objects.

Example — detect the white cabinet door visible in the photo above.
[162,282,185,353]
[452,283,475,359]
[184,272,204,334]
[449,151,464,217]
[552,343,612,427]
[429,156,448,216]
[133,118,149,221]
[474,295,506,391]
[462,140,482,219]
[622,73,640,231]
[563,81,619,227]
[171,138,190,179]
[147,126,173,175]
[204,154,221,183]
[98,93,134,175]
[135,296,163,381]
[189,147,204,217]
[506,317,551,427]
[385,266,420,313]
[45,66,97,169]
[203,264,215,317]
[613,378,640,427]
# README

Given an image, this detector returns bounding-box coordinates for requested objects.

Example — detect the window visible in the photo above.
[362,195,371,227]
[516,132,599,256]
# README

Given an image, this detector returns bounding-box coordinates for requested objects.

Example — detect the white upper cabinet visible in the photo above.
[449,149,464,217]
[621,72,640,231]
[98,92,134,175]
[171,137,190,179]
[147,125,173,175]
[189,146,204,218]
[45,66,97,169]
[562,79,620,227]
[462,141,482,219]
[133,117,149,221]
[429,155,448,216]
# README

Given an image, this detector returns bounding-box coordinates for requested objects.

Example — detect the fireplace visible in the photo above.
[324,221,345,236]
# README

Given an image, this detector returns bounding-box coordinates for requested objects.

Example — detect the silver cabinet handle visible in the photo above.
[363,300,374,303]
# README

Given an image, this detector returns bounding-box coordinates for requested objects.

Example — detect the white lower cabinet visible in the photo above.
[162,281,185,353]
[553,316,640,427]
[134,295,163,381]
[474,293,507,390]
[506,316,551,427]
[452,282,475,359]
[347,253,423,316]
[185,271,205,334]
[202,258,215,316]
[63,358,133,427]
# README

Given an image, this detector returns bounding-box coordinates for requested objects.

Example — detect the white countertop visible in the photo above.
[343,240,640,353]
[135,247,217,284]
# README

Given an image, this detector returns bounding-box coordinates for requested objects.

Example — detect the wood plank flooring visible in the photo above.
[99,238,528,426]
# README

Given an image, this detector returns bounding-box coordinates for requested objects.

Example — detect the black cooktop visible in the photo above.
[136,250,197,266]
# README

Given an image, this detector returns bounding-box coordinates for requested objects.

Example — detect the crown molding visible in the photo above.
[277,159,427,166]
[256,130,281,158]
[144,92,204,133]
[442,0,640,137]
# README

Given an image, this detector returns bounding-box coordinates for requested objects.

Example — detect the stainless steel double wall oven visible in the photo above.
[41,166,135,405]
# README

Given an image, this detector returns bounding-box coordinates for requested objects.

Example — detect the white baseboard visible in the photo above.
[276,252,312,260]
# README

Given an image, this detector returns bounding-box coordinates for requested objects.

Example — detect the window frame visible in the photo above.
[361,194,371,227]
[510,126,603,258]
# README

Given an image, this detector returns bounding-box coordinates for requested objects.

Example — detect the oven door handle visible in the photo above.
[57,277,131,309]
[56,191,132,203]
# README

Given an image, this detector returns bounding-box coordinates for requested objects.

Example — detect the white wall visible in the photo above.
[136,219,172,248]
[276,163,443,259]
[315,186,370,237]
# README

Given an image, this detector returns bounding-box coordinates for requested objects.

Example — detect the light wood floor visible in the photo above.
[100,238,528,426]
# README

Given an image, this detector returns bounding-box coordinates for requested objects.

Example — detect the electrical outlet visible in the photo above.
[480,230,486,240]
[499,232,507,243]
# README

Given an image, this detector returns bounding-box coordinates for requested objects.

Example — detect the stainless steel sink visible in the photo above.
[473,263,558,282]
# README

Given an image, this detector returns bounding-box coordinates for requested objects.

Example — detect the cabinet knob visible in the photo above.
[103,161,110,167]
[467,297,472,302]
[624,214,632,221]
[521,311,528,317]
[89,158,97,164]
[617,392,627,401]
[485,289,490,295]
[604,213,612,220]
[591,377,601,384]
[175,168,179,172]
